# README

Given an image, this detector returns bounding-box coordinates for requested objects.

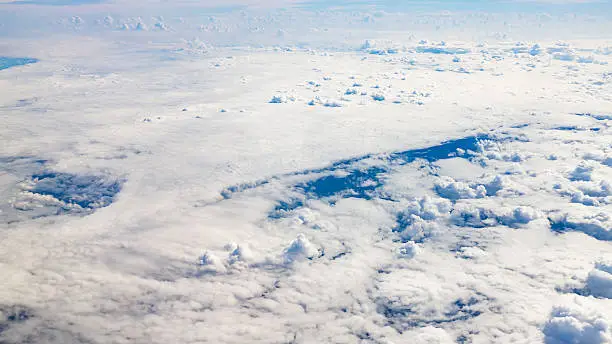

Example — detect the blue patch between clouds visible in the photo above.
[220,135,489,219]
[0,57,38,71]
[30,172,122,210]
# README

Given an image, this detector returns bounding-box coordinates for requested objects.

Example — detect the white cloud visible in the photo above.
[587,263,612,299]
[1,14,612,344]
[544,303,612,344]
[512,0,602,3]
[282,233,319,263]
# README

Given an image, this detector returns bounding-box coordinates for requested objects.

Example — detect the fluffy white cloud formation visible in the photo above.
[587,263,612,299]
[0,3,611,343]
[544,304,611,344]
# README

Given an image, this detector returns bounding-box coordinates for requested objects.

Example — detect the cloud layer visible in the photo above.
[1,13,611,343]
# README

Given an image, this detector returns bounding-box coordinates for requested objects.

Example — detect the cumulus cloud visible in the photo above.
[396,241,420,259]
[228,244,254,265]
[570,162,597,182]
[513,0,602,3]
[586,263,612,299]
[198,251,227,273]
[450,204,541,228]
[549,212,611,241]
[282,233,319,263]
[544,305,612,344]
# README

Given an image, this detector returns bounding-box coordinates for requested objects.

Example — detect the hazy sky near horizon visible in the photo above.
[1,0,610,11]
[1,0,611,41]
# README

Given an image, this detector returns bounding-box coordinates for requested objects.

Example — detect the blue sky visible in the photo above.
[0,0,610,38]
[3,0,610,11]
[0,0,610,17]
[6,0,103,5]
[298,0,612,14]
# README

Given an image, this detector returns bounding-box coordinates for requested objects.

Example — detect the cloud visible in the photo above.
[512,0,602,3]
[544,303,611,344]
[282,233,320,263]
[1,22,612,344]
[586,263,612,299]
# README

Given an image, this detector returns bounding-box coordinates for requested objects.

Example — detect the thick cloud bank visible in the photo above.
[0,7,611,343]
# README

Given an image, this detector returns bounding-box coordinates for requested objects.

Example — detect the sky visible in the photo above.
[1,0,611,45]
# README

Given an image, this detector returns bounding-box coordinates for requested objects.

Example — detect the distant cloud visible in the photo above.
[511,0,602,3]
[0,0,103,4]
[0,0,301,7]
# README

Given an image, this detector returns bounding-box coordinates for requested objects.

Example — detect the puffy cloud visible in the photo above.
[198,251,227,273]
[544,305,612,344]
[396,241,420,259]
[549,212,611,241]
[228,244,254,265]
[282,234,319,263]
[434,177,486,200]
[450,204,540,228]
[586,264,612,299]
[570,162,596,182]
